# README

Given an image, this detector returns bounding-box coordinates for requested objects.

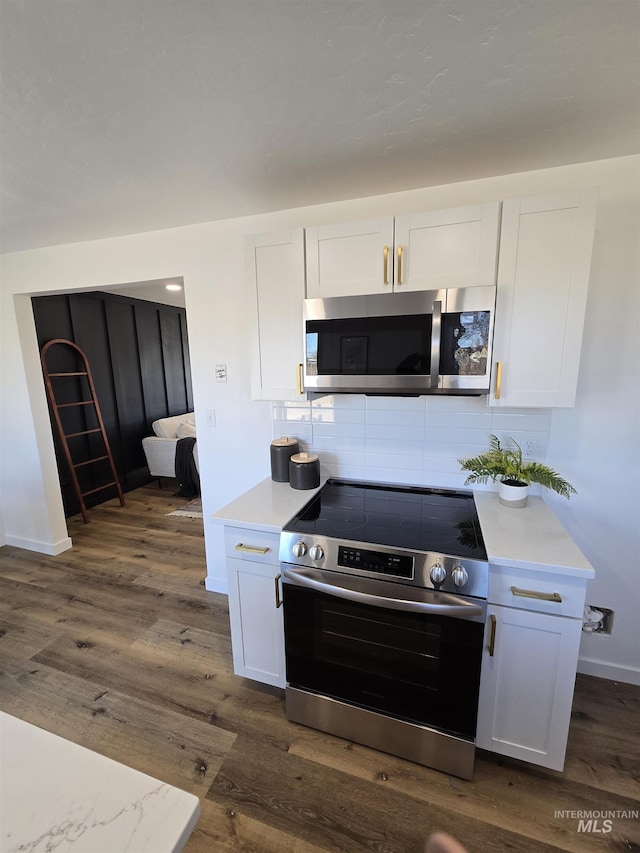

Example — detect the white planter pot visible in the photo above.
[498,479,530,508]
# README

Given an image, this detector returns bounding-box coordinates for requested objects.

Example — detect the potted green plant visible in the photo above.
[458,435,576,508]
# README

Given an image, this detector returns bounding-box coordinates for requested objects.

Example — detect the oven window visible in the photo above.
[321,603,441,687]
[284,585,483,739]
[306,315,432,376]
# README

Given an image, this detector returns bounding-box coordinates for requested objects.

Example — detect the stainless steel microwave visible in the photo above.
[302,286,496,395]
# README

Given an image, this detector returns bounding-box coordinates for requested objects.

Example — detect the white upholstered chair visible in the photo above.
[142,412,199,479]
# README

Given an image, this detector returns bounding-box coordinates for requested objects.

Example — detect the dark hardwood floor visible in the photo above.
[1,483,638,852]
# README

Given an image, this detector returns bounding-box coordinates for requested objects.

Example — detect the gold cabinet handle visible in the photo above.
[510,586,562,603]
[297,363,303,395]
[396,244,403,285]
[383,245,390,285]
[275,573,282,608]
[488,614,497,657]
[235,543,270,555]
[494,361,502,400]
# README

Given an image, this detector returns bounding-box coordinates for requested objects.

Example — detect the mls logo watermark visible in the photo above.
[555,809,639,834]
[577,818,612,834]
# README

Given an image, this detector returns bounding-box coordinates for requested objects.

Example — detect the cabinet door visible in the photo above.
[393,203,500,292]
[476,604,582,771]
[305,218,395,297]
[226,557,285,688]
[490,189,597,407]
[246,229,306,401]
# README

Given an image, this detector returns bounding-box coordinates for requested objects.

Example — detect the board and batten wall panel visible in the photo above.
[160,310,189,416]
[32,291,193,517]
[105,300,148,480]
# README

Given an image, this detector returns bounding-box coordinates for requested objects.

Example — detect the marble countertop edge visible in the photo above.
[0,712,200,853]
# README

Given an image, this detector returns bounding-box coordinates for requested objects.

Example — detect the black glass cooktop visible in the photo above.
[285,479,487,561]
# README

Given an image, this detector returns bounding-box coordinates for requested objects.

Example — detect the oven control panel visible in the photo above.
[338,546,413,579]
[279,531,489,599]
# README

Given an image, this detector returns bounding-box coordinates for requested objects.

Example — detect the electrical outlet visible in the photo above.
[522,437,537,457]
[583,605,614,635]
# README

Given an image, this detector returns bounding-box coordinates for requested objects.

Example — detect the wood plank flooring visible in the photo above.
[1,483,638,852]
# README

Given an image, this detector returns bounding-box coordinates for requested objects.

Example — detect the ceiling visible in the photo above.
[1,0,639,257]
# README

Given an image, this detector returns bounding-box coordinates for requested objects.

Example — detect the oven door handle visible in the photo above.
[281,568,484,618]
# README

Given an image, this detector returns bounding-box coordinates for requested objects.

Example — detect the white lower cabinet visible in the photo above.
[476,597,583,771]
[224,527,286,689]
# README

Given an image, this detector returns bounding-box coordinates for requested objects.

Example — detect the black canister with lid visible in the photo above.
[289,452,320,490]
[270,437,300,482]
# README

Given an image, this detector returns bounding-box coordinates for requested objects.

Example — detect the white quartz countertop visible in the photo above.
[212,476,325,532]
[0,713,200,853]
[474,491,595,578]
[211,477,595,579]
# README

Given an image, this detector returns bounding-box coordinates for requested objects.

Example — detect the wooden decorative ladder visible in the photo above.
[40,338,125,523]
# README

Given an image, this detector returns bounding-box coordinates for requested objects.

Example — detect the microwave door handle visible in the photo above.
[281,568,483,618]
[430,300,442,388]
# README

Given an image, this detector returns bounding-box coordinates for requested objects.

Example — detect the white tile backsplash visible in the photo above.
[312,421,366,439]
[364,468,423,486]
[273,397,552,488]
[365,451,423,471]
[311,407,366,425]
[490,410,553,431]
[365,395,427,412]
[426,410,492,429]
[311,435,366,453]
[366,423,426,443]
[271,421,313,443]
[272,404,312,422]
[311,394,365,410]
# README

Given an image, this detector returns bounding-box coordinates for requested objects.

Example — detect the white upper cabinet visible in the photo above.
[305,218,394,297]
[305,203,500,297]
[490,189,597,408]
[246,228,306,401]
[394,203,500,291]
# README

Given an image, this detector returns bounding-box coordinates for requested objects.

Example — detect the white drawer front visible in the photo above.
[224,527,280,565]
[488,565,588,619]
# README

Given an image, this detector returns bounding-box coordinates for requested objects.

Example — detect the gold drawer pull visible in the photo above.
[297,363,303,395]
[396,244,403,284]
[510,586,562,603]
[488,614,497,657]
[383,245,390,284]
[494,361,502,400]
[275,573,282,608]
[235,543,270,555]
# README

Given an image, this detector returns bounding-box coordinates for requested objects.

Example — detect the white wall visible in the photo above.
[1,155,638,683]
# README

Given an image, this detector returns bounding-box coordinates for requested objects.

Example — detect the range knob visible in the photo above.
[429,561,447,586]
[292,540,307,558]
[452,565,469,588]
[309,544,324,562]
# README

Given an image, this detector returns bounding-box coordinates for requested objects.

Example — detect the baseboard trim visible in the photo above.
[4,534,73,556]
[578,656,640,686]
[205,576,228,595]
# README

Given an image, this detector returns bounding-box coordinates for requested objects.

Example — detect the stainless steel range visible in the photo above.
[279,479,489,780]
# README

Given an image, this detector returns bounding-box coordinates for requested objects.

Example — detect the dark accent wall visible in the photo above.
[33,291,193,518]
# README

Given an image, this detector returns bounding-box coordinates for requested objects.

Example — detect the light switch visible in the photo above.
[205,409,216,427]
[215,364,227,383]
